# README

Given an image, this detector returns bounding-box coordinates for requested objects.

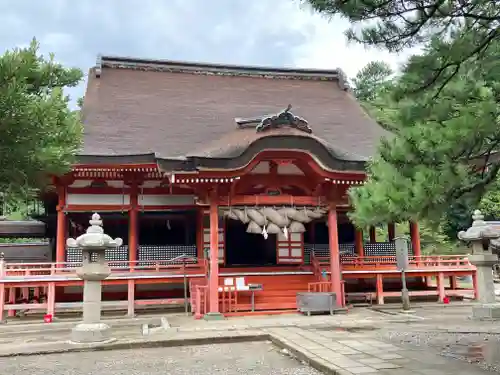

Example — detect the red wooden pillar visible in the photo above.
[449,276,458,290]
[355,229,364,257]
[0,282,4,322]
[387,223,395,242]
[129,185,138,269]
[8,287,15,317]
[196,208,204,261]
[436,272,445,302]
[328,205,343,306]
[55,184,67,264]
[409,221,422,257]
[369,227,376,243]
[376,274,384,304]
[207,191,221,316]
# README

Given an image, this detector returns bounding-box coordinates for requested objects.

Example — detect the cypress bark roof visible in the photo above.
[80,55,387,166]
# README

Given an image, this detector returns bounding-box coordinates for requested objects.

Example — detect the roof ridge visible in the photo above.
[94,54,350,89]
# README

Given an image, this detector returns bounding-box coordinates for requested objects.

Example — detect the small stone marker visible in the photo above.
[160,316,171,329]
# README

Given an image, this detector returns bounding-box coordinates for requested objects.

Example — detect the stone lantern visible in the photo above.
[458,210,500,319]
[66,213,122,343]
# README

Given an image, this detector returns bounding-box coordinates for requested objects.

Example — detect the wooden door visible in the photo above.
[276,232,303,264]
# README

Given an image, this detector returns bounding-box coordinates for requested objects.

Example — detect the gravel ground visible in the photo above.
[0,342,321,375]
[377,330,500,373]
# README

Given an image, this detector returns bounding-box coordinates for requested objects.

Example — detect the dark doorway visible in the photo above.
[225,220,277,266]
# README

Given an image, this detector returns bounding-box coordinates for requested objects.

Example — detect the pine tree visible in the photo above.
[304,1,500,227]
[0,39,83,204]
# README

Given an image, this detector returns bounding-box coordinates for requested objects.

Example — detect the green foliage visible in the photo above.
[308,3,500,228]
[441,198,474,240]
[319,0,500,245]
[479,180,500,220]
[349,39,500,226]
[352,61,393,102]
[0,38,83,204]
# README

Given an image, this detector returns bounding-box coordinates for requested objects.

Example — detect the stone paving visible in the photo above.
[0,341,322,375]
[0,307,495,374]
[267,326,492,375]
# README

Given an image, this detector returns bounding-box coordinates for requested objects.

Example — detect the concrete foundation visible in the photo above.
[71,322,114,343]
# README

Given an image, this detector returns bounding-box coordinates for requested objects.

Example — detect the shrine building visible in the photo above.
[0,56,476,319]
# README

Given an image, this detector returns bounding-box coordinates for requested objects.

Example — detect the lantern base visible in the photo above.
[472,303,500,320]
[70,322,113,343]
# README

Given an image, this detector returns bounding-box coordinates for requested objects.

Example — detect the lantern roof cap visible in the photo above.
[458,210,500,242]
[66,213,123,250]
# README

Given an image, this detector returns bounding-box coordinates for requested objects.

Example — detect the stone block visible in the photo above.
[472,303,500,320]
[374,353,403,360]
[370,362,401,369]
[203,312,225,321]
[346,366,379,374]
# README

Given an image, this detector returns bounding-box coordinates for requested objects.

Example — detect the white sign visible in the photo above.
[395,237,409,270]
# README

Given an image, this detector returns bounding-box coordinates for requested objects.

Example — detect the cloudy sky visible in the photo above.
[0,0,413,104]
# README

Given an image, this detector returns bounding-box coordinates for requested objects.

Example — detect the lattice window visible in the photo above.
[364,242,413,256]
[303,241,414,264]
[66,245,129,265]
[66,244,198,267]
[137,245,197,262]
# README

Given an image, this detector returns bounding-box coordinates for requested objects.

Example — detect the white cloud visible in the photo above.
[285,5,415,78]
[0,0,420,98]
[41,32,76,49]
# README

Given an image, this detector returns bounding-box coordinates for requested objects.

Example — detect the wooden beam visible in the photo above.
[191,151,366,180]
[216,195,325,206]
[129,183,139,266]
[66,186,194,195]
[234,174,315,195]
[73,163,158,170]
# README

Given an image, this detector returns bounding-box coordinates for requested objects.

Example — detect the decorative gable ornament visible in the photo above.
[235,104,312,134]
[256,104,311,134]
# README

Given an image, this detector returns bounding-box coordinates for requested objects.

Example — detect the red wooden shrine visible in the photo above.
[0,56,476,319]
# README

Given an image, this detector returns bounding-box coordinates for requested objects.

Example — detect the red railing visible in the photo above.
[0,254,206,278]
[341,255,473,269]
[310,253,473,272]
[190,279,208,319]
[219,287,238,313]
[310,251,323,281]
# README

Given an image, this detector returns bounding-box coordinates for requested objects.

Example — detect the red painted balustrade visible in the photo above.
[1,255,207,278]
[310,253,474,275]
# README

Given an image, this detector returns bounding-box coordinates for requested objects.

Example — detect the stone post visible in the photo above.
[66,213,122,343]
[458,210,500,319]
